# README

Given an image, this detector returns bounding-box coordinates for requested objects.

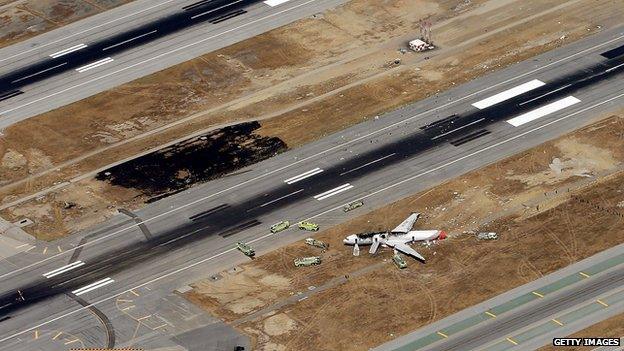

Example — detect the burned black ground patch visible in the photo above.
[96,121,286,201]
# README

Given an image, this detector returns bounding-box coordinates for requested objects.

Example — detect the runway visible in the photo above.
[0,23,623,350]
[0,0,348,129]
[375,243,624,351]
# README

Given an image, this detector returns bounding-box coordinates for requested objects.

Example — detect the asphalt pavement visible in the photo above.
[0,0,348,129]
[375,242,624,351]
[0,22,623,351]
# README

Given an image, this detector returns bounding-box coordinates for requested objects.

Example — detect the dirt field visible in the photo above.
[539,313,624,351]
[0,0,132,48]
[183,111,624,350]
[2,0,623,240]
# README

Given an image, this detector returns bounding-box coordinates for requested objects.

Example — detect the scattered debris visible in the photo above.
[62,201,76,210]
[476,232,498,240]
[305,237,329,250]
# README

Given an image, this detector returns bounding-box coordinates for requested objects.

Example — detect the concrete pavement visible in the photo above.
[0,24,623,350]
[0,0,348,128]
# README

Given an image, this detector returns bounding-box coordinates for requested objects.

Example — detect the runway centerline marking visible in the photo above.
[579,271,591,278]
[551,319,564,326]
[260,189,304,207]
[431,118,485,140]
[518,84,572,106]
[485,311,497,318]
[532,291,544,298]
[102,30,157,51]
[190,0,244,19]
[596,299,609,307]
[49,43,87,58]
[11,62,68,83]
[472,79,545,109]
[506,96,581,127]
[0,0,176,63]
[1,30,622,283]
[4,86,623,341]
[606,62,624,73]
[284,168,323,184]
[340,153,396,176]
[264,0,293,6]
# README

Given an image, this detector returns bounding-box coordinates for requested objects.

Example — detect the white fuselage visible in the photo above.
[343,230,442,247]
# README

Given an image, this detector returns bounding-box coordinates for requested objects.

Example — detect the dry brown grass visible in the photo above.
[2,0,623,240]
[185,113,624,350]
[0,0,131,48]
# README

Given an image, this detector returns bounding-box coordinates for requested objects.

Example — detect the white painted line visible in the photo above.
[0,0,176,63]
[264,0,292,6]
[507,96,581,127]
[42,261,84,278]
[260,189,304,207]
[314,184,354,200]
[606,62,624,73]
[76,58,114,73]
[313,184,352,199]
[11,62,68,83]
[49,44,87,58]
[340,153,396,176]
[6,88,623,343]
[472,79,546,109]
[284,168,323,184]
[72,277,114,296]
[0,15,621,285]
[191,0,244,19]
[518,84,572,106]
[431,118,485,140]
[102,30,157,51]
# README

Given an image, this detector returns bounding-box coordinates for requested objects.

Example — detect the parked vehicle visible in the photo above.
[343,200,364,212]
[392,253,408,269]
[299,221,319,231]
[270,220,290,233]
[294,256,322,267]
[235,242,255,257]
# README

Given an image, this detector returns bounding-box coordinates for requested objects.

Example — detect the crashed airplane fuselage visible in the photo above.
[343,213,446,261]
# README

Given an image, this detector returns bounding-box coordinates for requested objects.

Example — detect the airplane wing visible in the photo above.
[391,212,420,233]
[369,240,381,254]
[393,242,426,261]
